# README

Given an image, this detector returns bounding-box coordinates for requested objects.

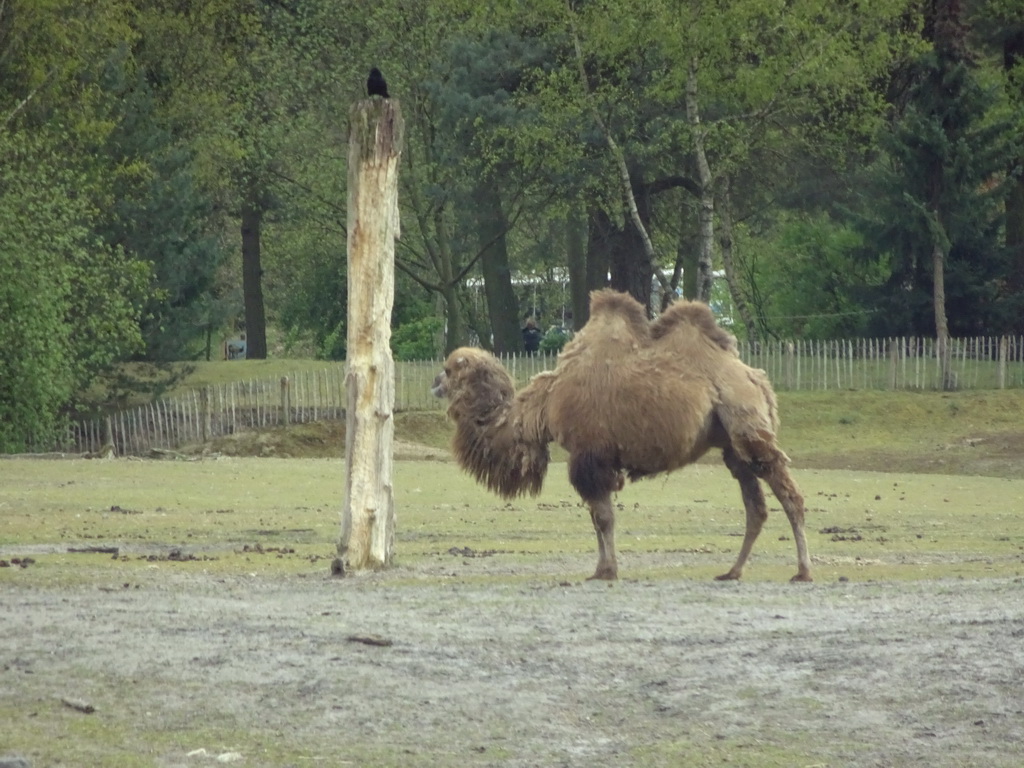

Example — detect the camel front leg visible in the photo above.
[717,448,768,581]
[586,494,618,580]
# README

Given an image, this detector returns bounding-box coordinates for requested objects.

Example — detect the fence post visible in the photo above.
[888,339,899,389]
[200,387,211,443]
[998,335,1008,390]
[784,342,795,390]
[280,376,291,425]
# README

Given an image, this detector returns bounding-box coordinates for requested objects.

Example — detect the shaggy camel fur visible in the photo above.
[431,289,812,582]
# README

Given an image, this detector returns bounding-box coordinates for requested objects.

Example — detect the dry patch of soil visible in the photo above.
[2,567,1023,767]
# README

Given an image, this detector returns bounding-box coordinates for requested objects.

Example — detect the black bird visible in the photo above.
[367,67,389,98]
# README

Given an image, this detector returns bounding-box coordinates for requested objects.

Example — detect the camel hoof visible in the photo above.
[714,571,741,581]
[587,570,617,581]
[790,573,813,583]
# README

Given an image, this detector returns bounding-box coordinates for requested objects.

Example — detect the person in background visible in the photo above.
[522,317,542,355]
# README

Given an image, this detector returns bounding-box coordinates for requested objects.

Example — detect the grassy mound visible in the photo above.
[169,389,1024,479]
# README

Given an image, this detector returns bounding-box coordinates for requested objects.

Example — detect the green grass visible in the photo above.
[773,389,1024,477]
[634,733,846,768]
[0,698,321,768]
[3,386,1022,585]
[2,455,1022,586]
[183,388,1024,478]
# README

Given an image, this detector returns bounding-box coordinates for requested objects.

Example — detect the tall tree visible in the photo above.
[851,0,1015,350]
[474,180,523,354]
[971,0,1024,330]
[0,0,152,447]
[440,30,556,353]
[566,1,670,309]
[96,50,230,360]
[1005,27,1024,317]
[477,0,912,319]
[370,20,565,353]
[0,130,149,450]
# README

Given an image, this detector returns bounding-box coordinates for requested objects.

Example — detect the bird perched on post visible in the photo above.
[367,67,389,98]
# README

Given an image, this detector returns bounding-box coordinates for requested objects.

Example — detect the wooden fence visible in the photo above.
[59,335,1023,456]
[742,335,1023,392]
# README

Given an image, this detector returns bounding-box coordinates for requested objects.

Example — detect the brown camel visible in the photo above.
[431,289,812,582]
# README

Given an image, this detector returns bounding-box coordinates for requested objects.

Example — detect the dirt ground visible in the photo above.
[3,555,1023,767]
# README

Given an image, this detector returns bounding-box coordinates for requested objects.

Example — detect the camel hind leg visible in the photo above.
[760,459,813,582]
[717,447,769,581]
[712,371,812,582]
[719,443,813,583]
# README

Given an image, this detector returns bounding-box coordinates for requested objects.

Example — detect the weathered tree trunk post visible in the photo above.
[333,95,403,576]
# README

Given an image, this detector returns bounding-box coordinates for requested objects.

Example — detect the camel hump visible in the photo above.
[651,300,737,354]
[589,288,642,313]
[565,288,651,352]
[589,289,648,327]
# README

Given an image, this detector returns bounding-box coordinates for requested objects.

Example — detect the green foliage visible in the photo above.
[274,222,348,361]
[0,129,149,451]
[392,315,444,361]
[3,0,1024,453]
[95,51,232,360]
[317,321,347,362]
[539,325,571,354]
[851,48,1017,336]
[742,213,889,339]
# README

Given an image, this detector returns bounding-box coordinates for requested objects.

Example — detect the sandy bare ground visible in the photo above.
[3,562,1023,767]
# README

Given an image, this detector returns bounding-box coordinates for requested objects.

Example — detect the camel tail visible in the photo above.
[569,450,622,502]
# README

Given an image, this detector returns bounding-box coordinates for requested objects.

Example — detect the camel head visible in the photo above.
[432,347,549,499]
[432,347,516,414]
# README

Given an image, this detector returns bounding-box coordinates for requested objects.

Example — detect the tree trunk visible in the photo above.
[475,182,522,354]
[931,217,954,390]
[677,196,699,301]
[240,195,267,359]
[566,204,589,330]
[933,233,954,391]
[584,209,610,307]
[685,57,715,303]
[1005,29,1024,327]
[717,177,758,342]
[588,209,652,312]
[567,3,670,307]
[429,202,470,355]
[440,284,467,355]
[611,218,653,312]
[335,97,403,576]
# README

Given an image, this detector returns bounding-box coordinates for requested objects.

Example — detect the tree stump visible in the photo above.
[334,96,403,576]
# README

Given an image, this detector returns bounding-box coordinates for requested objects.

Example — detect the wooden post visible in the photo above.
[784,341,795,391]
[888,339,899,390]
[334,95,403,576]
[280,376,291,425]
[200,387,211,443]
[998,335,1008,389]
